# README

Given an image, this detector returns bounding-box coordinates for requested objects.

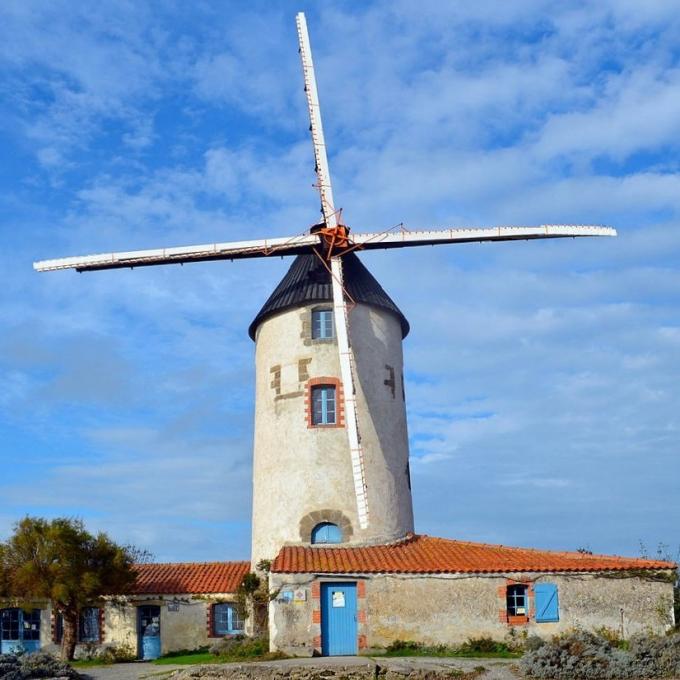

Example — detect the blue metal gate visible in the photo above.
[0,608,41,654]
[138,605,161,660]
[321,582,357,656]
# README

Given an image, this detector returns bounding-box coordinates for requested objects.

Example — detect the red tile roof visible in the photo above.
[271,535,675,575]
[131,561,250,594]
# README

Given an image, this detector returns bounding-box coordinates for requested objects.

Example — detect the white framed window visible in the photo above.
[312,309,334,339]
[312,385,336,425]
[213,603,244,635]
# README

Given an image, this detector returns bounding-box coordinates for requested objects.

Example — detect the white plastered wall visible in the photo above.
[251,302,414,567]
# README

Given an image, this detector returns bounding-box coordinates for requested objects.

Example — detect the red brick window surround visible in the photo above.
[207,602,243,638]
[305,377,345,429]
[498,580,534,625]
[53,607,105,644]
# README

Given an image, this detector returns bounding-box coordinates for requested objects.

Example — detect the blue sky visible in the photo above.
[1,0,679,563]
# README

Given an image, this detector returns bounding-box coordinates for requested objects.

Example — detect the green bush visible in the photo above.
[209,635,272,659]
[459,637,510,654]
[386,640,424,653]
[97,642,136,663]
[594,626,627,649]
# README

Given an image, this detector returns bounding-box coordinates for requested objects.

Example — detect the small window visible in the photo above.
[213,603,244,636]
[312,385,336,425]
[507,584,528,617]
[311,522,342,544]
[312,309,334,339]
[56,608,101,643]
[79,607,100,642]
[535,583,559,622]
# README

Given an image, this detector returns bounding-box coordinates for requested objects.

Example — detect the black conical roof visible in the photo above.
[248,252,409,340]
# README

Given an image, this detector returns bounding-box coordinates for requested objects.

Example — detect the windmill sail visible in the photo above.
[33,225,616,273]
[296,12,338,230]
[353,225,617,250]
[32,234,319,273]
[296,11,370,529]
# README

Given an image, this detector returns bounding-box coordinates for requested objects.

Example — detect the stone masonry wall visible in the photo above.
[269,571,675,655]
[40,594,237,658]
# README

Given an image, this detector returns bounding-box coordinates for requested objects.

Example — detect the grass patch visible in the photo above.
[151,644,288,667]
[153,652,216,665]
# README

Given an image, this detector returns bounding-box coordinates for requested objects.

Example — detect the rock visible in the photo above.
[169,662,486,680]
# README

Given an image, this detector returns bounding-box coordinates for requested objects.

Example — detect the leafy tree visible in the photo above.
[0,517,149,660]
[235,560,278,637]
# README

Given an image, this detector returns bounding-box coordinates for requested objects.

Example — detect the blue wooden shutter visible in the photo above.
[534,583,559,622]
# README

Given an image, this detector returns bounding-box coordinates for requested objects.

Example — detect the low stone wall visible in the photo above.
[170,658,510,680]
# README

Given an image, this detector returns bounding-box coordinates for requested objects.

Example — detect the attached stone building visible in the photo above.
[1,562,249,659]
[267,534,675,656]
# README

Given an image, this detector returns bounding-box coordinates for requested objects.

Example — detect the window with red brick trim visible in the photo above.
[312,385,336,425]
[54,607,103,644]
[505,583,530,624]
[305,377,344,428]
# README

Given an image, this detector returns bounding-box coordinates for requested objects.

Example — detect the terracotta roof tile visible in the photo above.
[131,561,250,594]
[271,535,675,575]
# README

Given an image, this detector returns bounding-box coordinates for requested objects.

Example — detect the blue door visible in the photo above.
[1,608,41,654]
[321,583,357,656]
[138,606,161,660]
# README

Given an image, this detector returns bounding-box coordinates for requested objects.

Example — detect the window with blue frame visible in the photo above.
[311,522,342,544]
[534,583,559,622]
[506,584,528,617]
[311,385,336,425]
[312,309,334,339]
[212,603,244,636]
[1,609,20,644]
[1,608,41,650]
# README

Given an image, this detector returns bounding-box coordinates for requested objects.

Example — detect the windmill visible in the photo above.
[34,13,616,563]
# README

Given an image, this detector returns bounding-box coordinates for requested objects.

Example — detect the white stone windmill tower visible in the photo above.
[34,13,615,567]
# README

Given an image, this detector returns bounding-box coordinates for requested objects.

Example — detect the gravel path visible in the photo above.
[80,662,188,680]
[79,656,519,680]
